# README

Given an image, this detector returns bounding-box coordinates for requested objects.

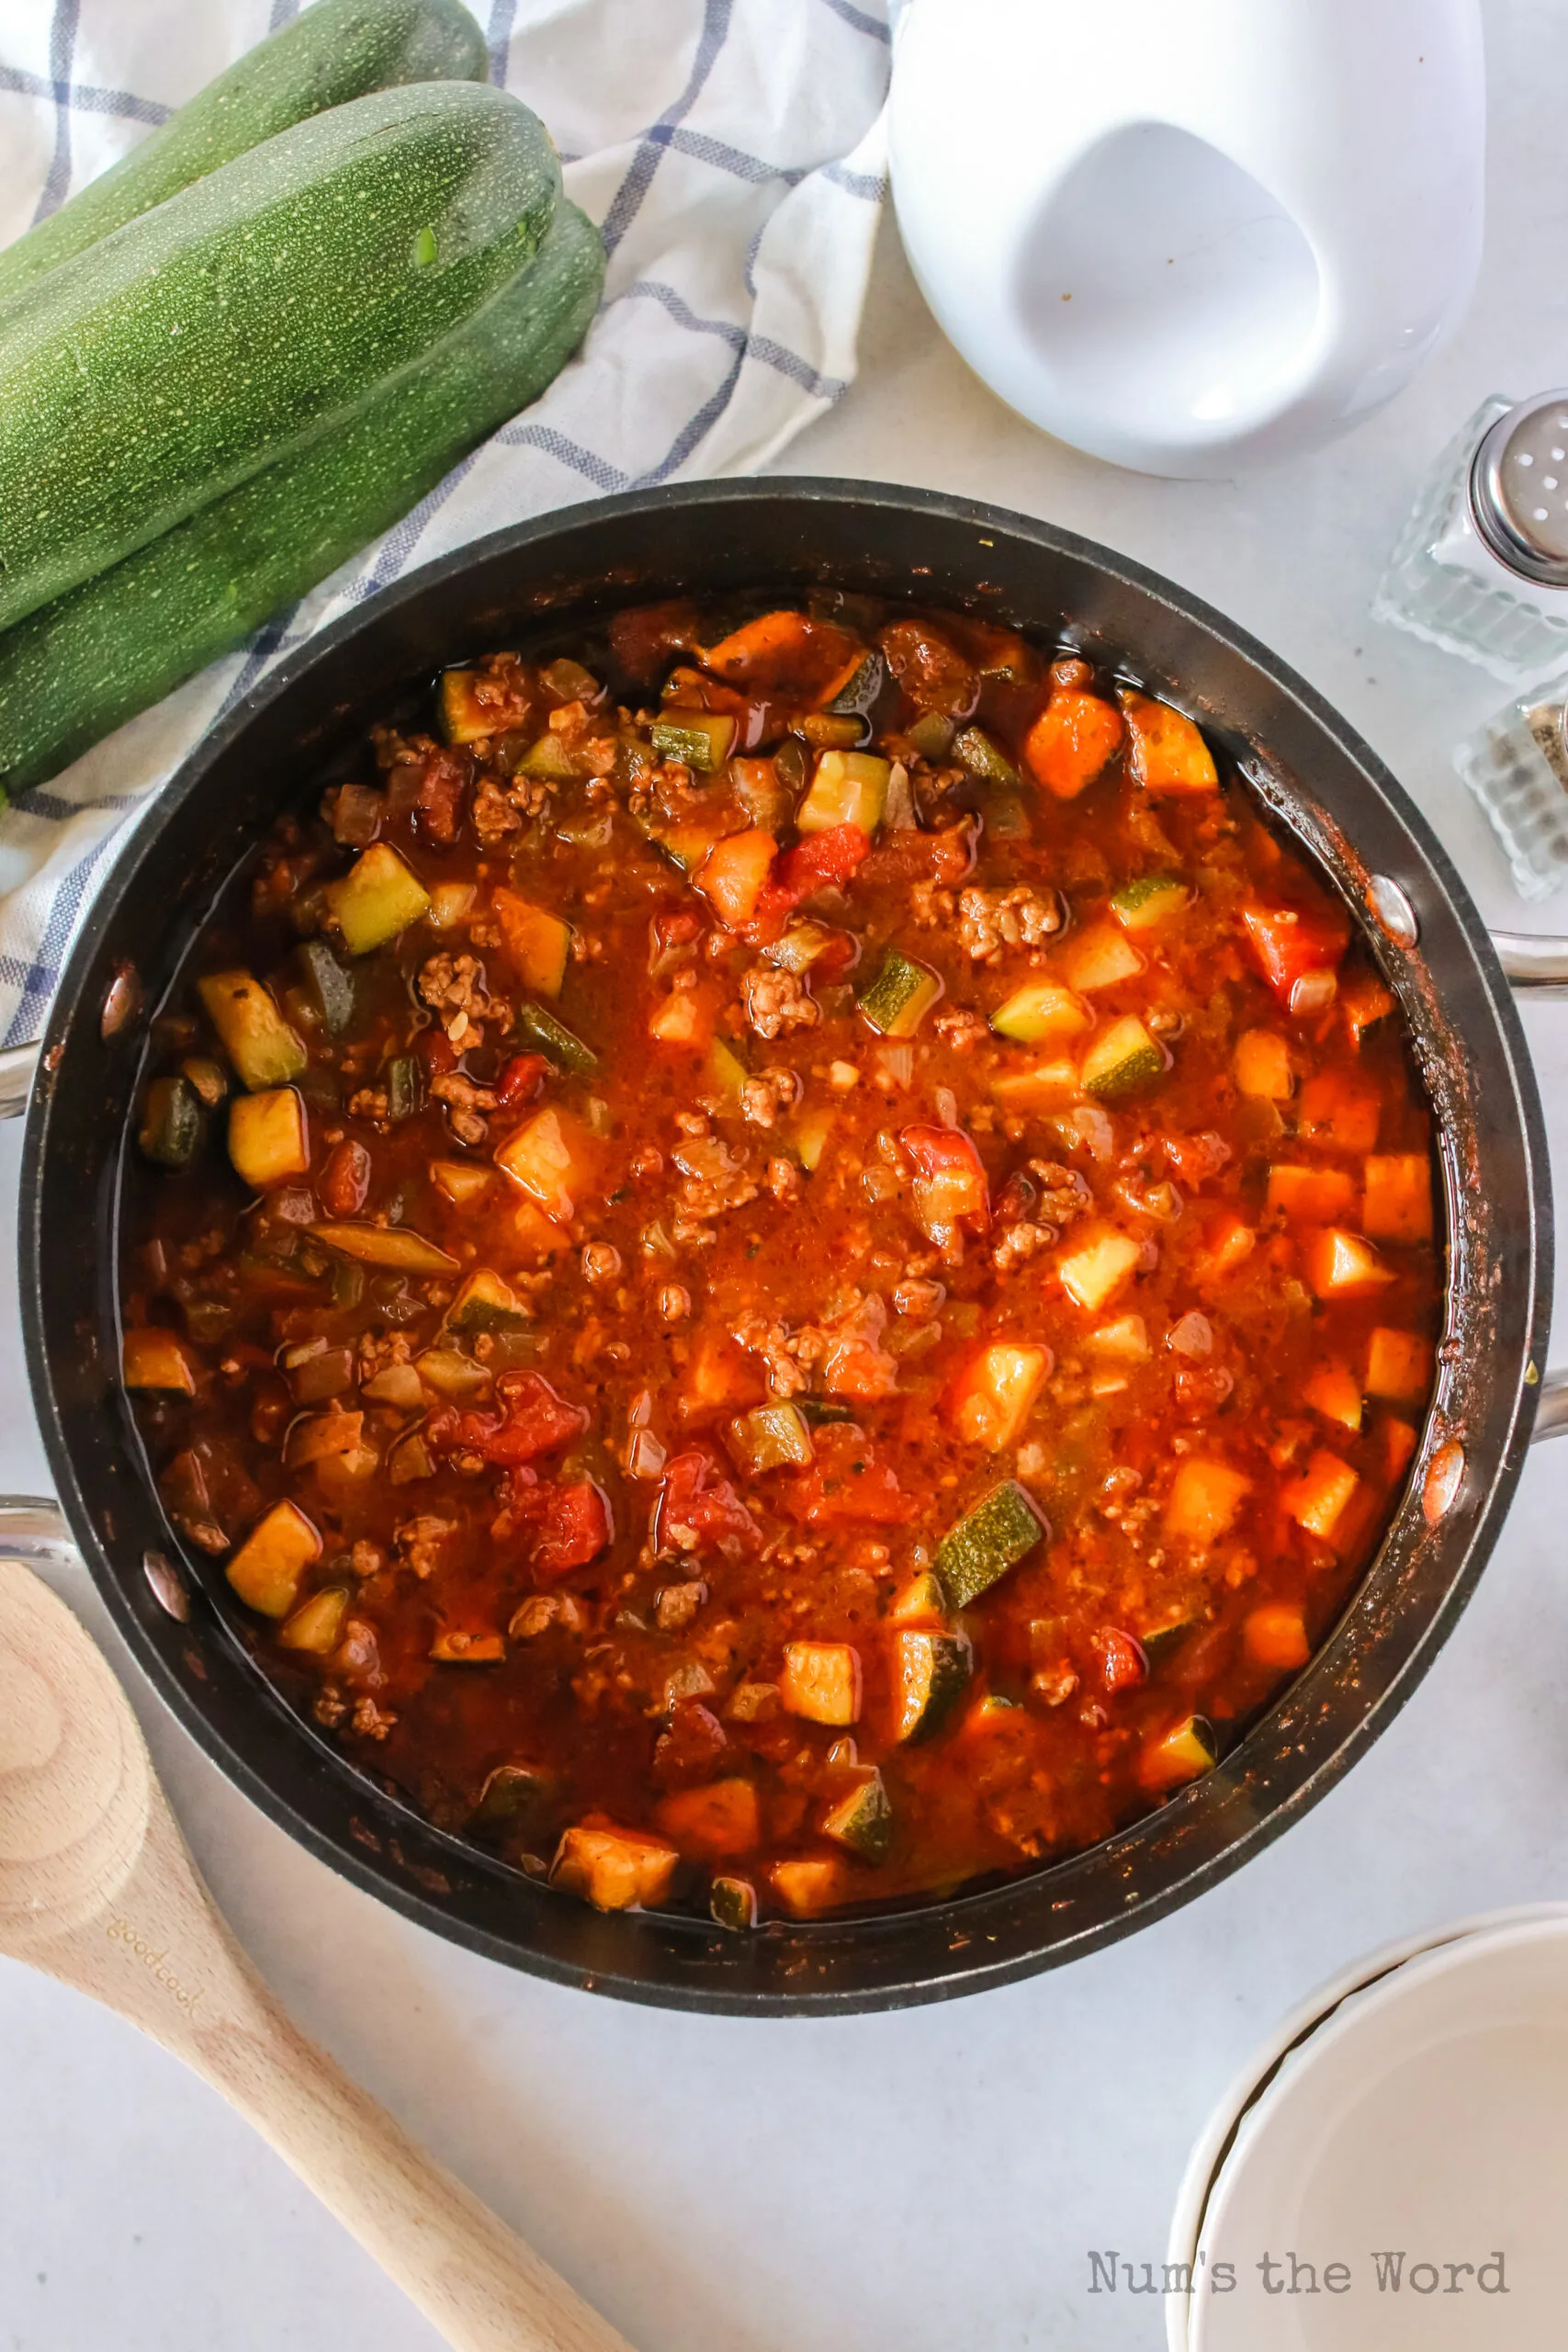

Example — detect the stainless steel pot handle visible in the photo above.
[0,1495,81,1567]
[1493,932,1568,995]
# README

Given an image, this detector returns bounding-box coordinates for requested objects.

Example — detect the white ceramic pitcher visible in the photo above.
[888,0,1485,478]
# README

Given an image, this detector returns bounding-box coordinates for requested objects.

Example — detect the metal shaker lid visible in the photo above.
[1469,392,1568,588]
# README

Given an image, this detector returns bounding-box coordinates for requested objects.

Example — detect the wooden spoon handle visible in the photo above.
[0,1535,634,2352]
[193,1988,635,2352]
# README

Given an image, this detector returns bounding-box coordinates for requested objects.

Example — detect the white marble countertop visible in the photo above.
[5,6,1568,2345]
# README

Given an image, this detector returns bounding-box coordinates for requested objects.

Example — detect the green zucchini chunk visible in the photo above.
[709,1875,759,1932]
[935,1479,1046,1611]
[821,1772,893,1861]
[0,80,561,634]
[138,1075,208,1169]
[514,995,600,1076]
[857,946,942,1037]
[891,1627,973,1743]
[298,941,357,1036]
[0,0,490,312]
[0,203,604,803]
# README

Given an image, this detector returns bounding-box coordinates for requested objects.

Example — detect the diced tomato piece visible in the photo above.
[431,1372,588,1466]
[412,749,468,846]
[653,906,705,953]
[1241,901,1349,1006]
[879,617,977,713]
[495,1052,549,1110]
[781,1427,916,1525]
[514,1477,611,1577]
[414,1025,458,1079]
[657,1449,761,1555]
[750,822,872,936]
[318,1138,371,1219]
[699,610,863,702]
[857,820,976,890]
[1023,686,1124,800]
[651,1702,729,1788]
[818,1297,900,1401]
[900,1124,990,1248]
[1092,1626,1148,1694]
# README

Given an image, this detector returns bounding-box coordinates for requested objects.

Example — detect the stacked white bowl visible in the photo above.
[1168,1905,1568,2349]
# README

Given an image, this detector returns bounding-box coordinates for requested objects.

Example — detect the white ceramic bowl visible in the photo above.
[1167,1905,1568,2351]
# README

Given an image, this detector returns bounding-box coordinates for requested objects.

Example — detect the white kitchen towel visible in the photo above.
[0,0,890,1047]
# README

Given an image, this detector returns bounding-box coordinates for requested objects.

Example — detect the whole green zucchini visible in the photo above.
[0,0,490,311]
[0,81,559,634]
[0,202,604,802]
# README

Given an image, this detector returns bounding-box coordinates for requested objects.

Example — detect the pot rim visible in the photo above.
[19,479,1555,2012]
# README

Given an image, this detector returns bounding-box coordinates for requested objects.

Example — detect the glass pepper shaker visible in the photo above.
[1453,673,1568,900]
[1372,390,1568,682]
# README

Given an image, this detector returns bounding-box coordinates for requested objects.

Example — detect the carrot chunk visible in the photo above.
[1023,686,1124,800]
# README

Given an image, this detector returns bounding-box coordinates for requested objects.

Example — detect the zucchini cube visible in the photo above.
[197,969,307,1091]
[228,1086,310,1190]
[226,1499,321,1619]
[797,748,890,834]
[934,1480,1045,1610]
[326,842,432,956]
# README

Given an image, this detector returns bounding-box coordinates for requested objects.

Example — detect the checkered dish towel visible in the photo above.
[0,0,890,1047]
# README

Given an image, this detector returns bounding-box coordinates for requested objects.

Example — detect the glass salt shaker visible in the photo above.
[1372,390,1568,683]
[1453,672,1568,901]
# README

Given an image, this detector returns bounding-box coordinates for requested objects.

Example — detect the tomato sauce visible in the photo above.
[119,596,1442,1926]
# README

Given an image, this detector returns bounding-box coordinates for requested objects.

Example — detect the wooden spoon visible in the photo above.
[0,1551,636,2352]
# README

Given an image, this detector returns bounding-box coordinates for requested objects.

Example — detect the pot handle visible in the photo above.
[1493,931,1568,996]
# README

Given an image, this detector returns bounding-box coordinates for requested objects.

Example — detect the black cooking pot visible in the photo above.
[6,481,1567,2014]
